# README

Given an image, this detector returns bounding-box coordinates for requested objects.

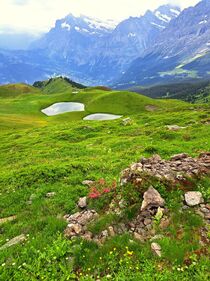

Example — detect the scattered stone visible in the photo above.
[184,191,204,207]
[141,187,165,211]
[108,226,115,237]
[134,232,144,242]
[170,153,188,161]
[144,218,152,226]
[200,208,209,214]
[151,242,162,257]
[166,125,186,131]
[145,105,158,112]
[78,197,87,209]
[82,180,94,187]
[46,192,56,198]
[150,234,164,241]
[0,215,17,225]
[159,218,170,229]
[122,117,132,126]
[64,210,98,239]
[0,234,26,251]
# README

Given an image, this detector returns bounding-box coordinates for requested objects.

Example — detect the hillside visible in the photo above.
[116,0,210,87]
[0,79,209,280]
[131,80,210,103]
[0,78,189,130]
[33,77,86,94]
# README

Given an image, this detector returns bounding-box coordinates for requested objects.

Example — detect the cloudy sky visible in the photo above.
[0,0,200,34]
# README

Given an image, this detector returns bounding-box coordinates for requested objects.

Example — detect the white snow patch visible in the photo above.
[128,33,136,37]
[83,17,117,30]
[199,20,207,24]
[61,22,71,31]
[170,9,180,16]
[151,22,165,29]
[155,11,171,22]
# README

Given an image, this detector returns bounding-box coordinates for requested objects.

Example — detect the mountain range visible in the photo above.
[0,0,209,87]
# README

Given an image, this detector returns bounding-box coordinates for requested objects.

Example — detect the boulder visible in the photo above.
[141,187,165,211]
[184,191,203,206]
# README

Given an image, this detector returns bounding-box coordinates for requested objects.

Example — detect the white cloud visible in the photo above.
[0,0,201,34]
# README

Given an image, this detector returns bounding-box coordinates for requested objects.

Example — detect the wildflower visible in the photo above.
[12,263,16,266]
[99,257,102,260]
[136,266,139,270]
[113,248,116,251]
[127,250,133,256]
[1,263,5,267]
[109,251,113,255]
[106,275,112,279]
[103,188,111,194]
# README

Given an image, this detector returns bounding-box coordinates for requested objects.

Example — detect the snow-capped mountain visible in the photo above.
[1,1,210,87]
[29,4,180,84]
[117,0,210,87]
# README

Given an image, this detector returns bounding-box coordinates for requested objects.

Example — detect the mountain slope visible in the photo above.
[29,5,180,85]
[117,0,210,87]
[131,80,210,103]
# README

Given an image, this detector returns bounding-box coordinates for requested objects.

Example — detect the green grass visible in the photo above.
[0,79,209,280]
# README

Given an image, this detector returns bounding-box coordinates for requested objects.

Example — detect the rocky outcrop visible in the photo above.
[64,153,209,244]
[121,153,210,186]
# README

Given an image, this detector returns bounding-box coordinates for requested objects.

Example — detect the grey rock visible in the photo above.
[0,234,26,251]
[82,180,94,187]
[151,242,162,257]
[0,215,17,225]
[184,191,203,207]
[141,187,165,211]
[46,192,56,198]
[78,197,87,209]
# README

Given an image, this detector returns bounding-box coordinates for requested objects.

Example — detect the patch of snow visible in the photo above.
[155,11,171,22]
[151,22,165,29]
[61,22,71,31]
[170,9,180,16]
[128,33,136,37]
[83,17,117,30]
[199,20,207,24]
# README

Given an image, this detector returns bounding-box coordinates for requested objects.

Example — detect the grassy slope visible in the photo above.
[0,81,209,280]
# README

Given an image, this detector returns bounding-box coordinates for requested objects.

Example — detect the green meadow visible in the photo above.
[0,78,209,280]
